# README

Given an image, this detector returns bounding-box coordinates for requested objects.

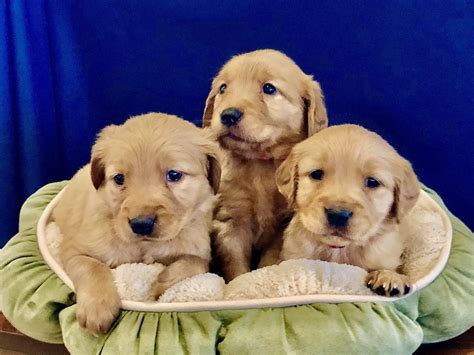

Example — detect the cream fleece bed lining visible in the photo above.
[37,188,452,312]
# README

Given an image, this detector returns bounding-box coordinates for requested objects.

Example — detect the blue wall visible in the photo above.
[1,1,473,245]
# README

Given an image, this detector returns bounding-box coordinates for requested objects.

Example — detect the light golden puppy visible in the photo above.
[277,124,420,296]
[54,113,221,334]
[203,49,328,281]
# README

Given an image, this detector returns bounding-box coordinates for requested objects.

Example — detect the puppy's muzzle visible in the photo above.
[129,215,157,236]
[325,208,353,228]
[220,107,242,127]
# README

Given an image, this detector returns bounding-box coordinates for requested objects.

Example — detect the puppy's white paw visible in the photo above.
[76,289,121,335]
[366,270,411,297]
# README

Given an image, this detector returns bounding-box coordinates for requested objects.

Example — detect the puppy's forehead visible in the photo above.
[296,125,399,172]
[99,113,208,169]
[157,141,207,165]
[217,51,306,86]
[105,140,206,176]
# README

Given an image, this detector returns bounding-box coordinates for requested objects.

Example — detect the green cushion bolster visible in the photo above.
[60,303,423,355]
[411,186,474,342]
[0,231,74,343]
[417,261,474,343]
[0,182,73,343]
[60,307,222,355]
[214,303,423,355]
[18,181,68,234]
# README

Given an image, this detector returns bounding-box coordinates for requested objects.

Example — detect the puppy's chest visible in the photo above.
[313,241,403,271]
[102,241,144,268]
[141,234,210,265]
[315,246,361,266]
[245,167,288,242]
[253,181,287,233]
[102,237,207,267]
[221,160,289,241]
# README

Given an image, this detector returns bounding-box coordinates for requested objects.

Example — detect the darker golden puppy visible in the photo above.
[54,113,221,334]
[277,124,419,296]
[203,49,328,281]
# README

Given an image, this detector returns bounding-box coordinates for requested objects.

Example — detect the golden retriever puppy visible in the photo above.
[202,49,328,281]
[277,124,420,296]
[54,113,221,334]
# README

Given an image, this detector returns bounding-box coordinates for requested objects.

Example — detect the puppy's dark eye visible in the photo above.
[365,177,380,188]
[113,174,125,186]
[262,83,277,95]
[310,169,324,180]
[219,84,227,94]
[166,170,183,183]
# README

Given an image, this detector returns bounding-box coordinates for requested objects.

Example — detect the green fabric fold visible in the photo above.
[0,182,73,343]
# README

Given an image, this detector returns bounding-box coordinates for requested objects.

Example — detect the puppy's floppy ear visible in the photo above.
[90,124,118,190]
[202,88,216,128]
[199,131,222,193]
[91,156,105,190]
[276,151,299,207]
[303,76,328,137]
[392,158,420,222]
[207,154,221,194]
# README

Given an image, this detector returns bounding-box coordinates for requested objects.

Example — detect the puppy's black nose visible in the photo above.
[220,108,242,127]
[325,208,353,228]
[129,215,156,236]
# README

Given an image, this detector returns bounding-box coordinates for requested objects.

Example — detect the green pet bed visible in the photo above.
[0,181,473,354]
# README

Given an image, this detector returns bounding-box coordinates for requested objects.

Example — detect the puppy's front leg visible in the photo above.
[64,255,121,335]
[152,255,209,298]
[258,233,284,268]
[214,221,253,282]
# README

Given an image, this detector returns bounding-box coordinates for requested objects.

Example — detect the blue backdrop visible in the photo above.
[1,1,473,245]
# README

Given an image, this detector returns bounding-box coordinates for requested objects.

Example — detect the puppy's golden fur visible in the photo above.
[277,124,419,296]
[54,113,221,334]
[203,49,327,281]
